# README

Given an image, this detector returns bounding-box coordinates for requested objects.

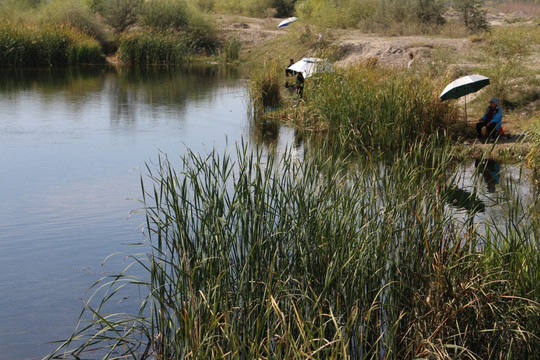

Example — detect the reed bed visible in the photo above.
[249,61,284,115]
[119,31,191,65]
[47,138,540,359]
[252,64,457,153]
[0,23,104,66]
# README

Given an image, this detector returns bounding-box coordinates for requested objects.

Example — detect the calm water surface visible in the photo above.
[0,66,296,360]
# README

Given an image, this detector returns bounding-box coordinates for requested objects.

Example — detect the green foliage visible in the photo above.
[453,0,489,32]
[44,140,540,359]
[297,0,377,28]
[297,0,446,32]
[273,0,298,17]
[249,60,283,113]
[119,31,190,64]
[185,10,218,51]
[286,65,456,152]
[415,0,447,25]
[223,36,240,62]
[139,0,190,31]
[0,23,104,66]
[526,116,540,171]
[213,0,274,17]
[99,0,143,33]
[36,0,108,44]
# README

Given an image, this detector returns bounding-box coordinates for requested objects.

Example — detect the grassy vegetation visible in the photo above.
[0,0,218,65]
[45,139,540,359]
[0,23,104,66]
[119,32,191,65]
[249,61,459,152]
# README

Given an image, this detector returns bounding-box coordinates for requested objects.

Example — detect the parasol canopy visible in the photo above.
[440,75,490,101]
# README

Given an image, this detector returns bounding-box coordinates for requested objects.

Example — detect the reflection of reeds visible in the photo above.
[47,140,540,359]
[0,23,104,66]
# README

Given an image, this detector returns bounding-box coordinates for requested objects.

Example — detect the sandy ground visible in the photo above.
[217,10,538,69]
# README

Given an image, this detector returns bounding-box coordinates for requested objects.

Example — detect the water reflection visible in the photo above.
[475,158,501,193]
[0,65,243,128]
[0,65,266,360]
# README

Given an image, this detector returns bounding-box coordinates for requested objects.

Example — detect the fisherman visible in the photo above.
[476,97,502,140]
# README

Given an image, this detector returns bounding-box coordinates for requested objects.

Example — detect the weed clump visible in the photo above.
[0,23,104,66]
[119,31,191,65]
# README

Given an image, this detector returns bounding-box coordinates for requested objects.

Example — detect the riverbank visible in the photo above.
[215,9,540,159]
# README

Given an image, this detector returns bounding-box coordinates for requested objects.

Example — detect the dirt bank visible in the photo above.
[217,10,539,158]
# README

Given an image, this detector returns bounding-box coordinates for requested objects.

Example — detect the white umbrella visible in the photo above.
[440,74,490,122]
[278,17,298,28]
[287,57,334,78]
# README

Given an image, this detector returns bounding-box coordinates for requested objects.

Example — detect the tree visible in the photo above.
[415,0,447,25]
[272,0,297,18]
[453,0,488,32]
[100,0,143,33]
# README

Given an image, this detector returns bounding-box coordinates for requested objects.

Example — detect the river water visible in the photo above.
[0,66,297,360]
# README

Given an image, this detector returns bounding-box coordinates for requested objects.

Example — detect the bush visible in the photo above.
[273,0,297,17]
[453,0,489,32]
[36,0,108,45]
[223,36,240,62]
[415,0,447,25]
[100,0,143,33]
[139,0,190,31]
[297,0,377,28]
[213,0,273,17]
[119,31,190,64]
[185,10,218,51]
[0,23,104,66]
[249,60,283,114]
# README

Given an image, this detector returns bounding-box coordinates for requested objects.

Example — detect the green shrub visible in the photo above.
[213,0,273,17]
[0,23,104,66]
[453,0,489,32]
[185,10,218,51]
[36,0,106,41]
[100,0,143,33]
[223,36,240,62]
[478,25,540,103]
[297,0,377,28]
[139,0,190,31]
[249,60,283,114]
[119,31,190,64]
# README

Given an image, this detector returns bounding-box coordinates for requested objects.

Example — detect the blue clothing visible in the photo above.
[481,105,503,130]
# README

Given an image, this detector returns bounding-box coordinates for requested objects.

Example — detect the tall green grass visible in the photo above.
[119,31,191,65]
[0,23,104,66]
[223,36,240,62]
[46,139,540,359]
[249,61,284,114]
[259,64,458,152]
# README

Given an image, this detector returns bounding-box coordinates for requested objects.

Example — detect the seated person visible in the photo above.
[476,97,502,140]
